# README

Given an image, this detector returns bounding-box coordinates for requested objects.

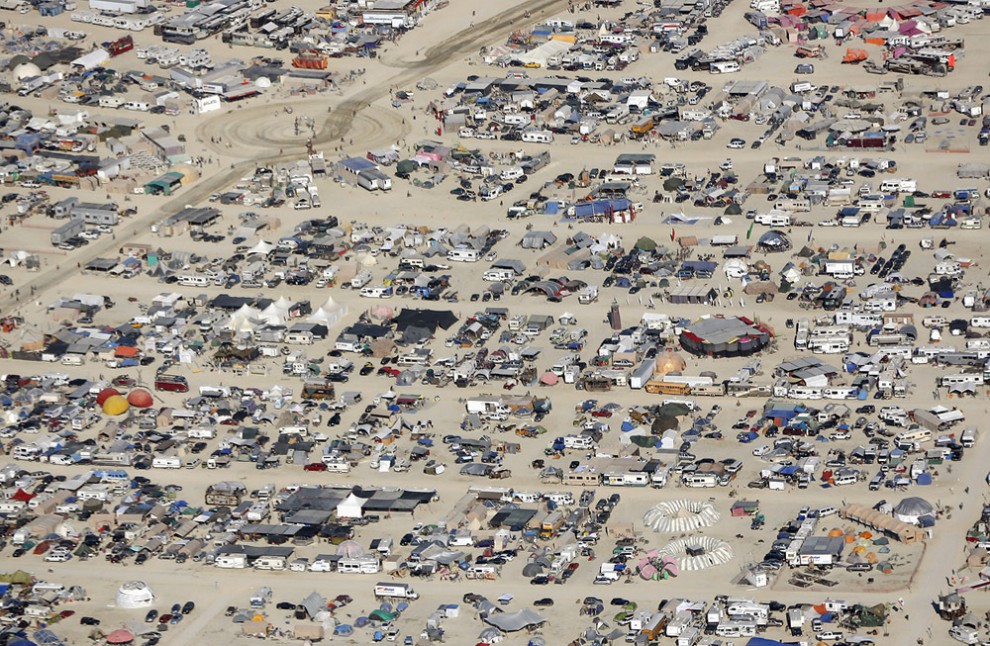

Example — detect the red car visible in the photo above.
[304,463,327,472]
[591,409,612,418]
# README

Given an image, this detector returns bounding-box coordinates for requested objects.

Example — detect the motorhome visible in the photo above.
[447,247,480,262]
[521,130,554,143]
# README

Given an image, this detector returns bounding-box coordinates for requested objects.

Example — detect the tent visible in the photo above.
[96,388,121,406]
[106,629,134,644]
[127,389,153,408]
[102,395,130,415]
[483,609,546,632]
[116,581,154,609]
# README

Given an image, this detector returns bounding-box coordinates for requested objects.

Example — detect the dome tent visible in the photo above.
[127,389,153,408]
[893,496,934,525]
[102,395,130,416]
[116,581,154,609]
[96,387,121,406]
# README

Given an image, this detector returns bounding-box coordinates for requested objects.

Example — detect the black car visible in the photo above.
[81,617,101,626]
[182,601,195,615]
[145,610,159,623]
[534,598,554,607]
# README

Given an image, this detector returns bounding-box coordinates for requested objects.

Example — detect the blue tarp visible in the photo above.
[744,638,788,646]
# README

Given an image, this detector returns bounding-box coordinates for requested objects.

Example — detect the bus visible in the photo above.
[155,374,189,393]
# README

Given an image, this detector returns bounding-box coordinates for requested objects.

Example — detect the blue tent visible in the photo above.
[739,431,757,443]
[334,624,353,636]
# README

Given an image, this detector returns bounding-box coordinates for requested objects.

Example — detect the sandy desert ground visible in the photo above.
[3,0,990,643]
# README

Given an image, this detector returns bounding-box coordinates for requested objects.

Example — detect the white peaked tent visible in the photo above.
[274,296,293,314]
[227,304,263,335]
[337,493,365,518]
[248,240,274,256]
[307,296,347,327]
[260,302,287,326]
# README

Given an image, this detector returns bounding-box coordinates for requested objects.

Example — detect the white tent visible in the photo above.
[337,493,365,518]
[116,581,155,609]
[71,49,110,71]
[248,240,274,256]
[260,303,286,326]
[308,296,347,327]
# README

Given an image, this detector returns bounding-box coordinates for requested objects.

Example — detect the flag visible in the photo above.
[746,222,754,240]
[670,228,676,241]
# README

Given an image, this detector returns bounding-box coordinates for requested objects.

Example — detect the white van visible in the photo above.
[123,101,151,112]
[833,472,858,486]
[961,428,977,448]
[499,167,524,181]
[710,61,741,74]
[61,355,84,366]
[99,96,124,108]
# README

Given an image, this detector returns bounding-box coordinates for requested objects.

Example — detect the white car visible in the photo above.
[816,632,843,642]
[752,444,770,456]
[727,138,746,149]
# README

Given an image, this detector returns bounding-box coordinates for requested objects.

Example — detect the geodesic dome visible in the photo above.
[116,581,154,609]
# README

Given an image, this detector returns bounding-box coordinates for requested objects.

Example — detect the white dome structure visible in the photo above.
[893,496,935,525]
[644,500,720,533]
[13,62,42,81]
[116,581,155,609]
[657,536,734,571]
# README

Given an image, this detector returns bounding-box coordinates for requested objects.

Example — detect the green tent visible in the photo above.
[656,402,692,417]
[369,609,397,622]
[396,160,418,176]
[0,570,33,584]
[634,236,657,251]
